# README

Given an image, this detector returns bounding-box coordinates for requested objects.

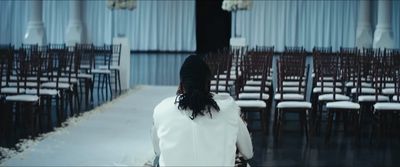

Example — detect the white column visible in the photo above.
[113,37,130,90]
[65,0,84,46]
[23,0,46,45]
[373,0,394,49]
[356,0,372,48]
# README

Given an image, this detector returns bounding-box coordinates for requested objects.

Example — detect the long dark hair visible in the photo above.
[176,55,220,120]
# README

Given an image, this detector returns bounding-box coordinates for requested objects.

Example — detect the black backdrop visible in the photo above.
[196,0,231,54]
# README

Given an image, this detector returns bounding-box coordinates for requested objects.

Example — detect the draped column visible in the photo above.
[373,0,394,49]
[356,0,372,48]
[24,0,46,45]
[66,0,84,46]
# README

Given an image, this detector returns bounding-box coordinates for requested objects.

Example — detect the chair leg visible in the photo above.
[108,74,113,100]
[117,70,122,93]
[325,110,334,143]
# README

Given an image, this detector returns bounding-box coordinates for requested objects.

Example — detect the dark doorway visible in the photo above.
[196,0,231,54]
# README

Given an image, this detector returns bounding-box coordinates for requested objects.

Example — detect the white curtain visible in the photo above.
[0,0,196,51]
[234,0,399,51]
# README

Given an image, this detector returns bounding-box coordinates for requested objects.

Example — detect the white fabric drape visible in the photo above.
[234,0,399,51]
[0,0,196,51]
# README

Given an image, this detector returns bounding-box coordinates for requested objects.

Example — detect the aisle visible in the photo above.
[1,85,177,166]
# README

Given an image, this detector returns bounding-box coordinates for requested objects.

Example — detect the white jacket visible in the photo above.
[152,94,253,166]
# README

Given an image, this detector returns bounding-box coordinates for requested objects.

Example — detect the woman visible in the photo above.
[152,55,253,166]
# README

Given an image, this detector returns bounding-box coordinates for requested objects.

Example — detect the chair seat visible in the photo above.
[346,82,372,88]
[58,77,78,83]
[41,82,71,90]
[316,82,342,87]
[211,80,234,85]
[215,74,236,80]
[238,93,269,100]
[274,93,304,101]
[326,101,360,110]
[275,87,305,93]
[277,101,312,109]
[283,81,305,86]
[243,86,269,92]
[318,94,350,101]
[25,88,59,96]
[1,87,25,94]
[382,88,395,95]
[235,100,267,108]
[245,80,272,86]
[6,94,39,102]
[27,76,49,82]
[214,92,231,96]
[92,69,111,74]
[351,87,376,94]
[80,65,91,69]
[8,82,38,87]
[393,95,400,101]
[250,75,272,81]
[313,87,342,93]
[210,85,228,91]
[374,102,400,111]
[99,65,120,70]
[78,73,93,79]
[358,95,389,102]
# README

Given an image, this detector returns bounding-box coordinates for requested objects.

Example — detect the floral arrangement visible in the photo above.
[221,0,252,12]
[107,0,137,11]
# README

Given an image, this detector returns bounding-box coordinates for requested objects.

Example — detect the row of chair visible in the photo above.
[203,46,400,143]
[0,43,121,139]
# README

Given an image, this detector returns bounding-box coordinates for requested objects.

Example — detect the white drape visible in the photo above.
[234,0,399,51]
[0,0,196,51]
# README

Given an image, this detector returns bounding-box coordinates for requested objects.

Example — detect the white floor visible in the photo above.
[0,85,177,166]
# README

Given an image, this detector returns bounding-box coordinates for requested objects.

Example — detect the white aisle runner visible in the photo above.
[1,85,177,166]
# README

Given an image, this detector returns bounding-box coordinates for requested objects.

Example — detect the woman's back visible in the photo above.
[153,94,245,166]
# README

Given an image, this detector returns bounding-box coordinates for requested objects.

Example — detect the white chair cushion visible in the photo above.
[215,74,236,80]
[276,87,305,93]
[58,77,78,83]
[250,75,272,81]
[243,86,269,92]
[78,73,93,79]
[41,82,71,90]
[313,87,342,93]
[318,94,350,101]
[346,82,372,88]
[351,87,376,94]
[393,95,400,101]
[210,85,228,91]
[6,94,39,102]
[277,101,312,109]
[316,82,342,87]
[211,80,234,85]
[99,65,120,70]
[283,81,305,86]
[245,80,272,86]
[326,101,360,110]
[358,95,389,102]
[274,93,304,100]
[1,87,25,94]
[374,102,400,111]
[214,92,231,96]
[238,93,269,100]
[235,100,267,108]
[382,88,395,95]
[8,82,38,87]
[25,88,59,96]
[80,65,91,69]
[92,69,111,74]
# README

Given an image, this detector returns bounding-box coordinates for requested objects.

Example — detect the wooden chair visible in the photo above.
[275,51,312,140]
[235,53,270,134]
